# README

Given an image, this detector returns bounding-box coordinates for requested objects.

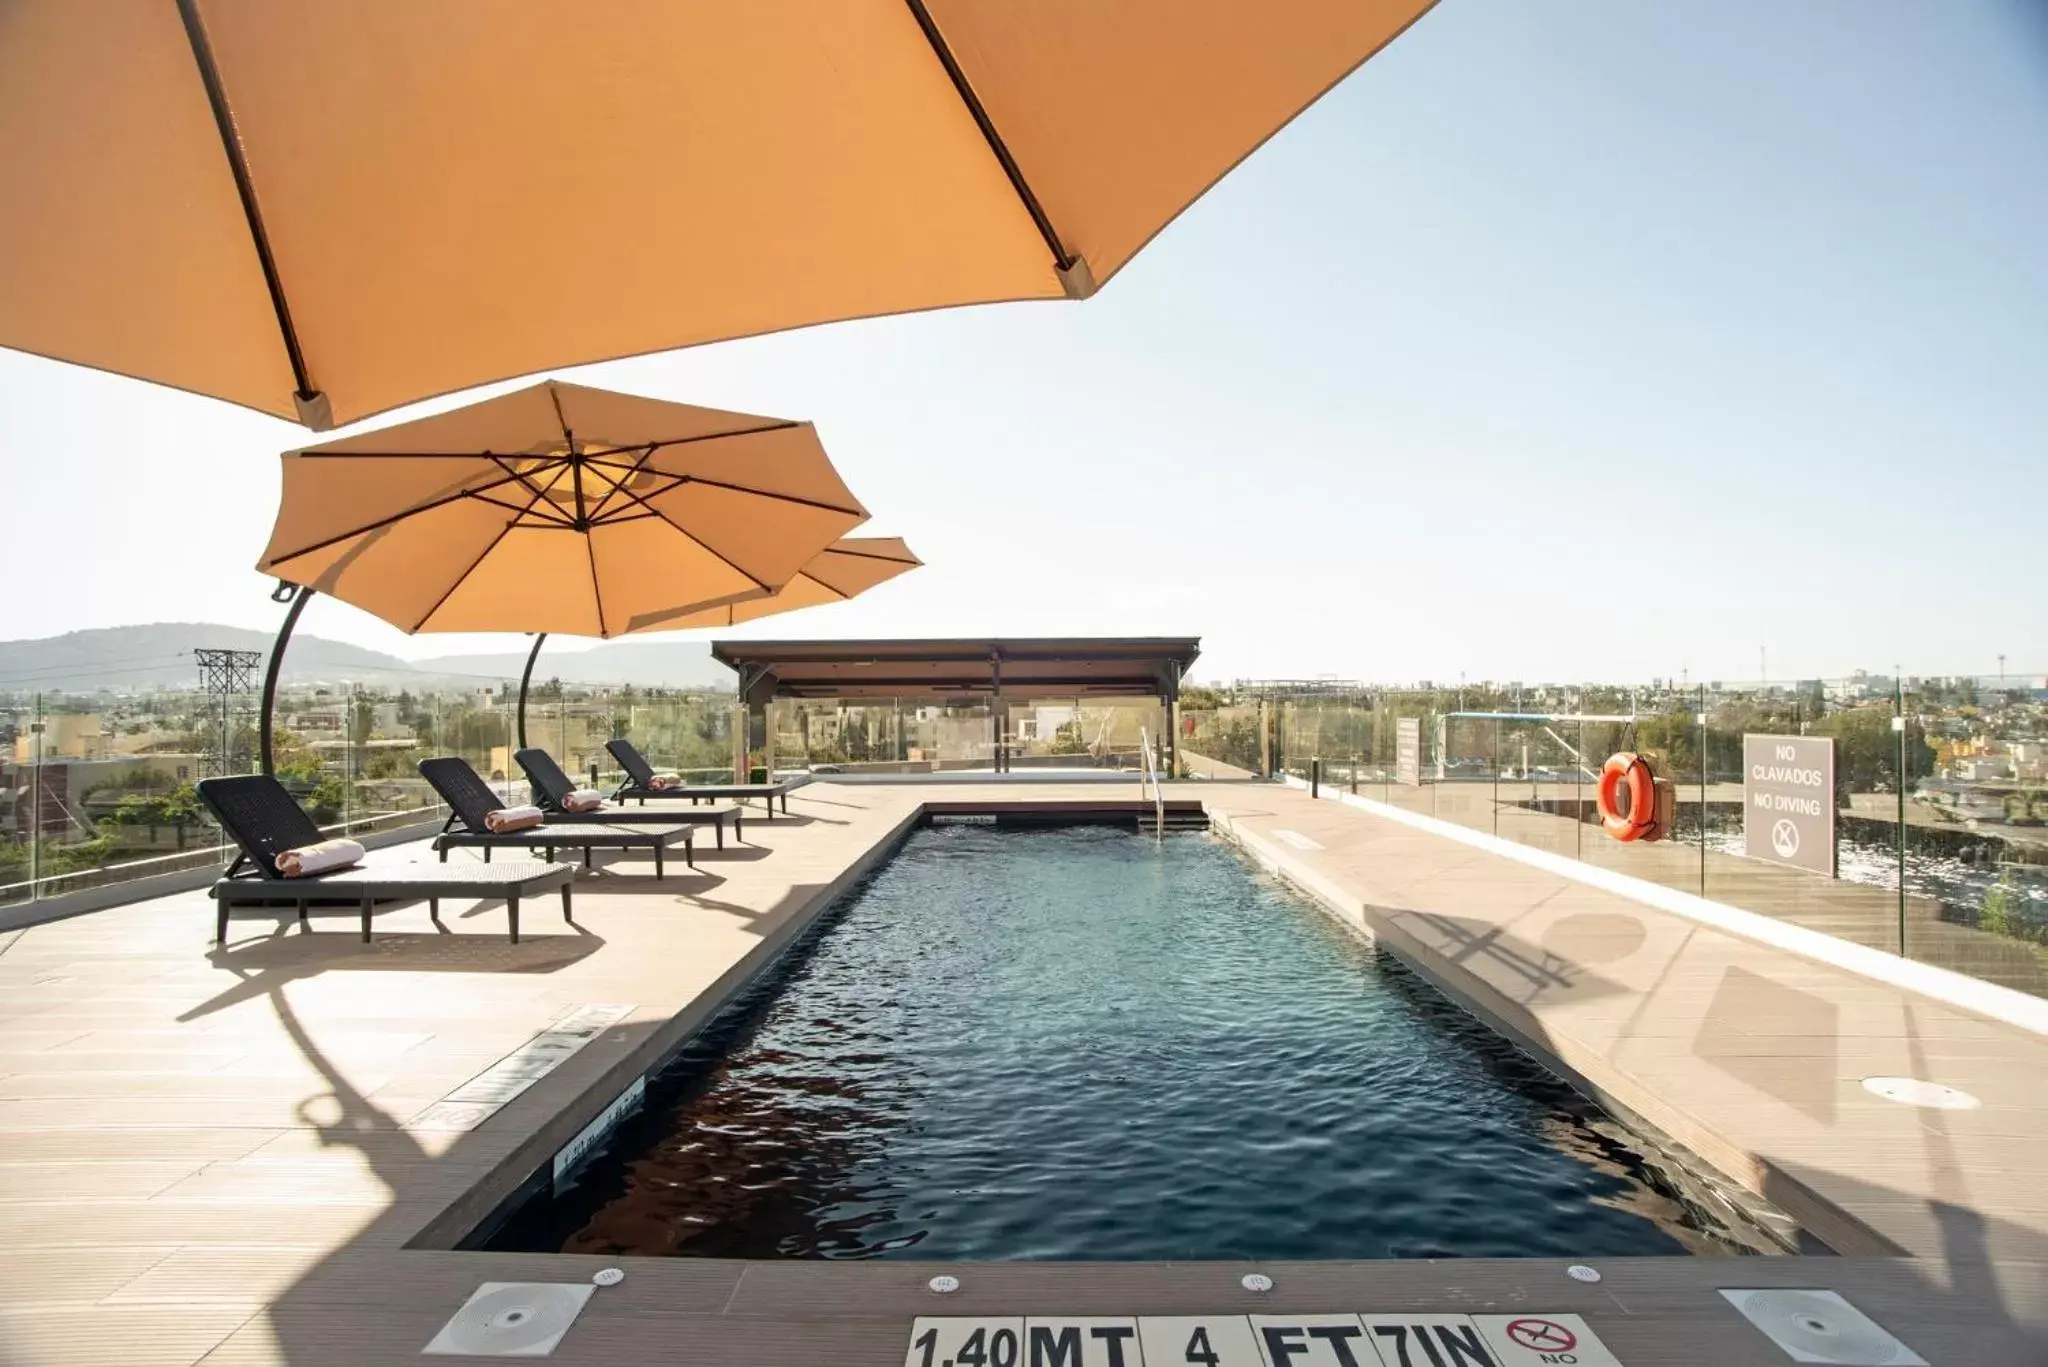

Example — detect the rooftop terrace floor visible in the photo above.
[0,780,2041,1365]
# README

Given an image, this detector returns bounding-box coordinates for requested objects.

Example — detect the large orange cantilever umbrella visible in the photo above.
[0,1,1437,429]
[251,379,869,767]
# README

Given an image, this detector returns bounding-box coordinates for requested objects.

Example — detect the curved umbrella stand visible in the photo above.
[257,590,546,774]
[257,583,315,776]
[515,633,548,752]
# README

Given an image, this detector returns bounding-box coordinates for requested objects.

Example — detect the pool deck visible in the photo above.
[0,779,2043,1365]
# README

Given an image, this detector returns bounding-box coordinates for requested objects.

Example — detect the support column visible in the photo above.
[991,650,1004,773]
[762,699,777,783]
[1164,660,1182,780]
[731,702,748,783]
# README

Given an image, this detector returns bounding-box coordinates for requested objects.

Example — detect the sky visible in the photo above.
[3,1,2044,686]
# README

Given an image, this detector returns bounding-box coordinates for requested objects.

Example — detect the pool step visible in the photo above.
[1138,808,1211,833]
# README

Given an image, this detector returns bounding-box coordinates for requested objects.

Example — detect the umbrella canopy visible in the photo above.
[256,380,868,637]
[0,0,1437,428]
[640,537,922,632]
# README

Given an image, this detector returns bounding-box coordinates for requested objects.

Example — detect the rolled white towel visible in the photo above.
[560,788,606,813]
[648,774,682,790]
[274,838,365,878]
[484,805,545,833]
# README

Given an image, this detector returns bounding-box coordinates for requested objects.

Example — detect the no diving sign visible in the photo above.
[908,1313,1624,1367]
[1741,734,1835,875]
[1474,1315,1619,1366]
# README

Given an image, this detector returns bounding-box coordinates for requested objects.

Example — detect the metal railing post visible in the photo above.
[1311,756,1321,801]
[28,692,43,900]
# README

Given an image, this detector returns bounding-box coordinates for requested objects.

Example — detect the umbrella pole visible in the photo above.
[258,585,315,776]
[515,633,548,750]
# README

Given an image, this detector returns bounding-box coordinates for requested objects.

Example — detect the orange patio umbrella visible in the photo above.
[250,379,870,767]
[0,1,1438,429]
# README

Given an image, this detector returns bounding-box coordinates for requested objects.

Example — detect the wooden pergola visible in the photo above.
[711,637,1200,773]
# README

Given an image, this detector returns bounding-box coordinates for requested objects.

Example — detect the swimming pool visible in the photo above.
[489,823,1777,1260]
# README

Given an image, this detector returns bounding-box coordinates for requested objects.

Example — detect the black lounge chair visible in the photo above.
[418,756,693,877]
[605,738,810,817]
[196,774,573,946]
[515,748,742,848]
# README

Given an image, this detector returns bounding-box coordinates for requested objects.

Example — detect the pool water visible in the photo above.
[496,824,1767,1260]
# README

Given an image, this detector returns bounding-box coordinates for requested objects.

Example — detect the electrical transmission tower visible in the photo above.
[195,648,262,777]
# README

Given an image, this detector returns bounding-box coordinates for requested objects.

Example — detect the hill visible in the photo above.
[0,623,727,693]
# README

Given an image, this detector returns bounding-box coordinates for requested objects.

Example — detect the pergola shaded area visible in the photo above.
[712,637,1200,773]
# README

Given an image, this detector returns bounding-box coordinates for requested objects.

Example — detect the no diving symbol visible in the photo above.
[1770,818,1801,859]
[1506,1318,1578,1353]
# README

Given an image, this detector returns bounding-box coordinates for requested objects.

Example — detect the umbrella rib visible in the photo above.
[262,466,544,565]
[817,544,922,565]
[632,501,775,596]
[175,0,320,413]
[583,445,660,523]
[408,476,559,634]
[548,383,573,448]
[290,457,509,467]
[634,420,803,452]
[901,0,1073,275]
[486,454,569,508]
[680,476,866,517]
[467,491,575,526]
[585,525,607,638]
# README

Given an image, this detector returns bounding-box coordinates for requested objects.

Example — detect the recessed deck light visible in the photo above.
[1861,1076,1980,1110]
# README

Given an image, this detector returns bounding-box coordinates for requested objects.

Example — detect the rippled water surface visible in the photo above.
[508,825,1750,1260]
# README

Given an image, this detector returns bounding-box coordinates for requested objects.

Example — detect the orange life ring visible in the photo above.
[1597,752,1658,842]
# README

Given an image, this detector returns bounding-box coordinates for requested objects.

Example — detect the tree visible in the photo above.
[1049,719,1089,755]
[105,783,201,828]
[303,775,348,824]
[1813,705,1934,795]
[271,729,323,781]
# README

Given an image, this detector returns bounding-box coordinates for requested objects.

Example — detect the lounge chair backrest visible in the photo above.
[606,738,657,788]
[196,774,326,880]
[514,747,576,809]
[417,757,508,832]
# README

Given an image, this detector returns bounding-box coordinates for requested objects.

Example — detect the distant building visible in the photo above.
[10,713,113,763]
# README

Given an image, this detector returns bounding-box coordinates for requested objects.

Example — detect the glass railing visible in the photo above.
[10,670,2045,1005]
[1178,675,2048,1000]
[0,682,742,911]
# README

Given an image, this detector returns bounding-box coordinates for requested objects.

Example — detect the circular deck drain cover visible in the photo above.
[1566,1264,1602,1283]
[929,1275,961,1294]
[1241,1274,1274,1292]
[1861,1076,1980,1110]
[1720,1289,1926,1365]
[423,1282,596,1358]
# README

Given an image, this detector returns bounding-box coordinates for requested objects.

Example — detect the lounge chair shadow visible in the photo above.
[766,810,849,827]
[786,793,872,811]
[557,877,774,922]
[689,844,773,863]
[1399,907,1584,993]
[179,927,603,1022]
